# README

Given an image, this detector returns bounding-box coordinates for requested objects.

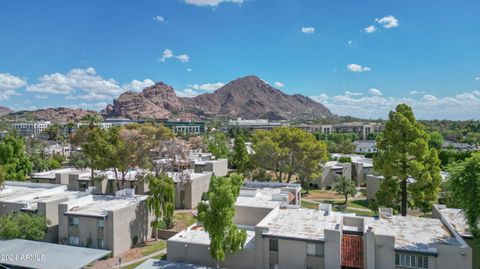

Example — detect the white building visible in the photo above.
[12,121,51,137]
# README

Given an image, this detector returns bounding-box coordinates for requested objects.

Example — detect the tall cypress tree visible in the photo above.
[374,104,441,216]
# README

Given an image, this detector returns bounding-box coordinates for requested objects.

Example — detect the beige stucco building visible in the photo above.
[0,181,82,242]
[58,189,154,256]
[167,183,472,269]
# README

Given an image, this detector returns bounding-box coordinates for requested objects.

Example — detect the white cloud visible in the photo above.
[347,40,354,46]
[159,49,174,62]
[26,67,154,102]
[368,88,383,96]
[183,0,244,6]
[409,90,425,95]
[347,63,371,72]
[176,54,190,63]
[274,82,284,88]
[376,15,399,28]
[122,79,155,92]
[153,16,165,23]
[475,77,480,81]
[159,49,190,63]
[186,68,192,72]
[176,88,200,97]
[301,27,315,34]
[188,82,224,92]
[345,91,362,96]
[0,73,27,100]
[364,25,377,33]
[310,90,480,120]
[34,94,48,99]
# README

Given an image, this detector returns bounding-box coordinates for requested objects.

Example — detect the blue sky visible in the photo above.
[1,0,480,119]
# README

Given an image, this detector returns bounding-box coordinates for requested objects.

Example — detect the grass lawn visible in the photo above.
[142,240,167,256]
[121,240,167,269]
[172,211,196,231]
[301,189,345,200]
[301,199,376,217]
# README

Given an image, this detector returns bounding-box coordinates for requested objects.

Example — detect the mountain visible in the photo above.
[3,107,100,122]
[0,106,13,117]
[105,76,332,120]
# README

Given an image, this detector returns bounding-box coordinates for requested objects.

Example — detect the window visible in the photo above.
[79,181,89,190]
[307,243,324,257]
[395,253,428,268]
[97,219,105,230]
[97,239,105,249]
[69,236,80,246]
[269,239,278,251]
[69,217,79,226]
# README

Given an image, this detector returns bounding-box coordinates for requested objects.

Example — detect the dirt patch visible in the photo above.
[303,190,345,200]
[89,240,160,269]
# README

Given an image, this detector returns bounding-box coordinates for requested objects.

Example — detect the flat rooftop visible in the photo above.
[0,239,110,269]
[167,171,211,183]
[259,208,342,241]
[64,193,147,217]
[31,168,84,179]
[435,206,473,238]
[366,215,460,252]
[0,182,79,210]
[236,187,292,209]
[169,224,256,249]
[136,259,217,269]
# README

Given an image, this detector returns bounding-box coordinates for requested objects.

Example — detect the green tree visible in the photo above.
[332,175,357,204]
[197,174,247,266]
[207,132,230,159]
[81,114,101,129]
[428,131,444,151]
[146,173,175,239]
[447,152,480,237]
[0,213,50,241]
[252,127,328,183]
[0,135,33,181]
[0,165,6,189]
[374,104,442,215]
[231,134,250,174]
[44,124,63,141]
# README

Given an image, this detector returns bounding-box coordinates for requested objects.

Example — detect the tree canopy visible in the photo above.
[197,174,247,264]
[0,213,49,241]
[252,127,328,183]
[146,173,175,236]
[231,134,250,174]
[332,175,357,204]
[374,104,442,215]
[447,152,480,237]
[0,135,33,181]
[207,132,230,159]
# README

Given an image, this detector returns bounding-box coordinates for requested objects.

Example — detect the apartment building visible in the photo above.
[354,140,377,153]
[11,121,51,137]
[31,167,86,185]
[314,154,373,189]
[194,158,228,177]
[0,181,82,242]
[58,189,153,256]
[169,171,213,209]
[167,191,472,269]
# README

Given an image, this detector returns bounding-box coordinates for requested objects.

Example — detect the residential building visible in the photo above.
[194,158,228,177]
[58,189,153,256]
[314,160,352,189]
[31,167,86,185]
[365,174,383,201]
[317,122,382,140]
[136,259,217,269]
[443,140,479,151]
[227,118,286,131]
[161,120,207,134]
[353,140,377,153]
[167,188,472,269]
[0,130,7,138]
[0,181,82,242]
[432,204,476,239]
[169,171,213,209]
[11,121,51,137]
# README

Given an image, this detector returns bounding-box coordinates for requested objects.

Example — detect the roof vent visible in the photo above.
[379,208,393,219]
